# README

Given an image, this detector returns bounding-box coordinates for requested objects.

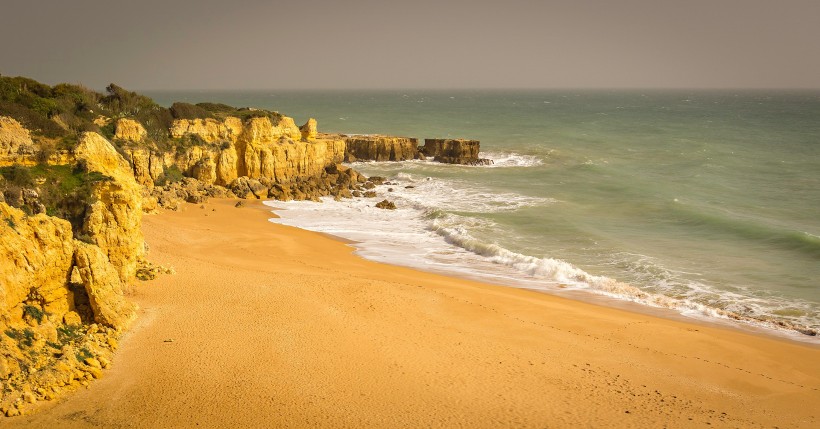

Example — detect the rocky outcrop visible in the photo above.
[113,118,147,143]
[0,131,146,416]
[0,117,36,166]
[343,135,420,162]
[422,139,492,165]
[169,117,243,143]
[300,118,317,141]
[124,148,164,188]
[0,204,75,326]
[74,132,145,283]
[72,242,136,330]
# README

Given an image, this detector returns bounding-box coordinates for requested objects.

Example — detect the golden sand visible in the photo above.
[12,199,819,428]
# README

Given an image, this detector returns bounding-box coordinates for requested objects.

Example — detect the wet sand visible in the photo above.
[10,199,819,428]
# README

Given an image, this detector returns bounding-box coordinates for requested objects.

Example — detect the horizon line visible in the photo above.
[136,86,820,93]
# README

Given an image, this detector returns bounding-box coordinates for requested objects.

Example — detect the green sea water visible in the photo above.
[148,90,820,339]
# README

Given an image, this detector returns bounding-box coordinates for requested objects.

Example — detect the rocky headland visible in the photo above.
[0,76,494,417]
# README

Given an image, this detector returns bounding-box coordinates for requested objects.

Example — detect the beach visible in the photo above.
[10,198,819,428]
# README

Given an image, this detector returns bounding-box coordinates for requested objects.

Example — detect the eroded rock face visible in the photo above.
[72,242,136,331]
[74,132,145,283]
[300,118,318,141]
[0,117,35,166]
[113,118,147,143]
[170,117,243,143]
[343,135,420,162]
[422,139,491,165]
[170,117,344,186]
[0,203,75,325]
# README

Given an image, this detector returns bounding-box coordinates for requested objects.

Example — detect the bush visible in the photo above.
[23,305,45,323]
[157,165,184,185]
[0,164,34,187]
[170,102,214,120]
[35,141,56,165]
[0,101,67,138]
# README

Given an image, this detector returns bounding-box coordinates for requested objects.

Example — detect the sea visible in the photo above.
[147,90,820,342]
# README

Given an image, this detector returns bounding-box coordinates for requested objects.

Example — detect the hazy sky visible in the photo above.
[2,0,819,90]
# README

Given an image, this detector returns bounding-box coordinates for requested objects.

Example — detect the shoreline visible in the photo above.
[14,198,820,428]
[266,201,820,347]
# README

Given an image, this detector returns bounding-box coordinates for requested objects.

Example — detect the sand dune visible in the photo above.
[11,199,819,428]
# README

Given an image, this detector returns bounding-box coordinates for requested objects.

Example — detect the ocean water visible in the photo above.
[149,90,820,341]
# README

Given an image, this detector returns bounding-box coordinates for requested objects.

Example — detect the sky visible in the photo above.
[1,0,819,90]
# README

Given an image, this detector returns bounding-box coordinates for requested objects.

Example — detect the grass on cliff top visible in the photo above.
[171,101,283,125]
[0,164,112,232]
[1,74,285,152]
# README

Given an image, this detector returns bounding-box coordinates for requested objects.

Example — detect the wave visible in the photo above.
[429,213,818,338]
[671,203,820,259]
[347,152,544,169]
[480,152,544,168]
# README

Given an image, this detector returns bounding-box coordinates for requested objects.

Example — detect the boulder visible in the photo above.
[72,242,136,331]
[375,199,396,210]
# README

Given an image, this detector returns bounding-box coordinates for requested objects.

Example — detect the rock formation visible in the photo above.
[0,117,35,166]
[0,204,75,325]
[343,135,420,162]
[422,139,492,165]
[74,132,145,283]
[72,242,137,329]
[167,116,346,187]
[300,118,318,141]
[113,118,147,143]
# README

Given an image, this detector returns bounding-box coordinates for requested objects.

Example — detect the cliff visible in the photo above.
[74,132,145,283]
[0,131,142,416]
[343,135,421,162]
[167,116,345,186]
[422,139,492,165]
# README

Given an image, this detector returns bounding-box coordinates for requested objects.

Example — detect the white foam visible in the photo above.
[481,152,544,168]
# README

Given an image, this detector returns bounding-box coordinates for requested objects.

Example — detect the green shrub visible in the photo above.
[157,165,184,185]
[0,164,34,187]
[4,328,36,348]
[75,347,93,362]
[170,102,214,120]
[23,305,45,323]
[57,324,84,345]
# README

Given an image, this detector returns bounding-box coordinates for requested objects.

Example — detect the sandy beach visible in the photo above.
[9,199,819,429]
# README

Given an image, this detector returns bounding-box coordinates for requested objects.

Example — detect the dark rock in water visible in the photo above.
[405,185,415,189]
[388,188,394,192]
[234,200,245,208]
[375,199,396,210]
[364,191,377,198]
[352,190,362,198]
[368,176,386,185]
[422,138,492,165]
